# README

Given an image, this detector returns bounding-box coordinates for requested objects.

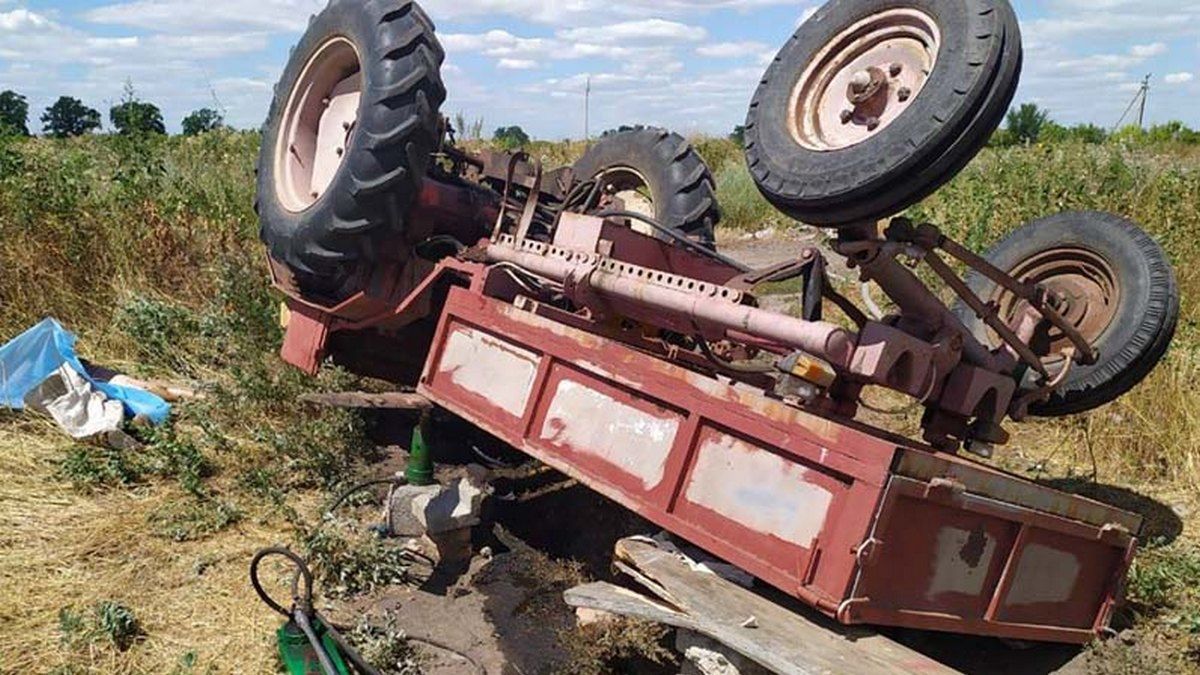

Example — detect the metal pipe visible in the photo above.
[850,246,1004,372]
[486,242,857,368]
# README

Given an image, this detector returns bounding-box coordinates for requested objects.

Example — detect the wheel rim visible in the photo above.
[995,247,1122,362]
[275,37,362,213]
[788,9,940,152]
[594,167,659,238]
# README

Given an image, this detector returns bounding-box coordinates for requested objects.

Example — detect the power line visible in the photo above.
[1113,74,1150,131]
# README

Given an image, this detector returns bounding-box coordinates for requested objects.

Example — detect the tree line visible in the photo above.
[992,103,1200,146]
[0,84,225,139]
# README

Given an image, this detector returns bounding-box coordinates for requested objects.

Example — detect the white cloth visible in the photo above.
[23,364,124,439]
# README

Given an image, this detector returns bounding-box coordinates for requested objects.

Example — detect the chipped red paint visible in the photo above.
[415,287,1140,645]
[277,254,1140,645]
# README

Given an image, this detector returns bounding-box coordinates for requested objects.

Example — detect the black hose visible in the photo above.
[327,478,408,516]
[593,209,751,273]
[251,547,391,675]
[250,546,313,618]
[324,619,383,675]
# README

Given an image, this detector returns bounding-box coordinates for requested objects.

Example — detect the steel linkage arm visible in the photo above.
[882,219,1098,371]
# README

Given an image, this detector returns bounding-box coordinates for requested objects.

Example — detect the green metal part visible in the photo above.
[277,618,351,675]
[405,415,435,486]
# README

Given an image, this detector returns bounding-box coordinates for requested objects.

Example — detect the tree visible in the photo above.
[1005,103,1050,145]
[1147,121,1200,145]
[110,82,165,136]
[41,97,102,138]
[493,125,530,150]
[1068,123,1108,144]
[181,108,224,136]
[0,90,30,136]
[601,124,647,138]
[730,125,746,146]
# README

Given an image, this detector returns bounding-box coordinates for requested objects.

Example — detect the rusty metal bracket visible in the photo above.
[885,218,1099,369]
[1010,347,1077,420]
[491,151,544,242]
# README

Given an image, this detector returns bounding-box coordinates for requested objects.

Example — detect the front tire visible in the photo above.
[744,0,1020,227]
[955,212,1179,416]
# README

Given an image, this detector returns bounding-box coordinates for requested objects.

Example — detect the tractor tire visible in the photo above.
[744,0,1020,227]
[573,129,720,246]
[256,0,446,303]
[955,212,1179,417]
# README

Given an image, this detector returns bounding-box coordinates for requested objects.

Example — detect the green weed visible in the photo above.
[59,601,144,653]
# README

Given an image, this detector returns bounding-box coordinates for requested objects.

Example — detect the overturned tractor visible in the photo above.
[256,0,1178,649]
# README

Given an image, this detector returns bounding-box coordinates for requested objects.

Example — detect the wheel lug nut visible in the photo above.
[342,121,351,130]
[889,62,903,77]
[840,109,854,124]
[849,70,872,92]
[898,87,912,102]
[866,117,880,131]
[336,147,344,156]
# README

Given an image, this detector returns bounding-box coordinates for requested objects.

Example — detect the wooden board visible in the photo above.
[299,391,432,410]
[564,538,959,675]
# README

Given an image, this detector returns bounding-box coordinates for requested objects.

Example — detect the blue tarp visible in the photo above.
[0,318,171,424]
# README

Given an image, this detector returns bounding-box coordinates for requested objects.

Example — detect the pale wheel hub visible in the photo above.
[275,37,362,213]
[788,8,940,151]
[995,247,1121,363]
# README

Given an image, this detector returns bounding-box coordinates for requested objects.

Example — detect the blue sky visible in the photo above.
[1,0,1198,137]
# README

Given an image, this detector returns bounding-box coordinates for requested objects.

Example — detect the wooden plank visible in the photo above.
[566,537,960,675]
[299,391,433,410]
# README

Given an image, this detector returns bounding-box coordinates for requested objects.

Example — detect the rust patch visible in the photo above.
[959,526,988,568]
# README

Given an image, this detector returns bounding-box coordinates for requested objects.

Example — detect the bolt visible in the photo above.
[840,109,854,124]
[865,116,880,131]
[849,70,872,92]
[898,87,912,102]
[889,62,903,77]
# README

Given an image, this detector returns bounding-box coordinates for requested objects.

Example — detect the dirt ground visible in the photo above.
[307,230,1158,675]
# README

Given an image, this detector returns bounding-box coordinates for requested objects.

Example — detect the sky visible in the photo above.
[1,0,1198,138]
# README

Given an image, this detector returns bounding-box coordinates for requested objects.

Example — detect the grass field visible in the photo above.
[1,131,1198,673]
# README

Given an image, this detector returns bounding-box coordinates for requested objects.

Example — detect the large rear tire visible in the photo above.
[572,129,720,246]
[256,0,446,303]
[955,212,1179,417]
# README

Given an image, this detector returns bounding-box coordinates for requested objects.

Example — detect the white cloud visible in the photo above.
[497,58,538,70]
[1165,72,1195,84]
[0,8,51,31]
[85,0,793,31]
[557,19,706,43]
[696,41,768,58]
[1129,42,1168,58]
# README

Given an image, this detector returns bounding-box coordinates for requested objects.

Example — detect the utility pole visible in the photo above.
[1136,74,1150,129]
[1113,74,1152,131]
[584,76,591,144]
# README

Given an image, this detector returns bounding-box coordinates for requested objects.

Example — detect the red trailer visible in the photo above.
[276,221,1141,644]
